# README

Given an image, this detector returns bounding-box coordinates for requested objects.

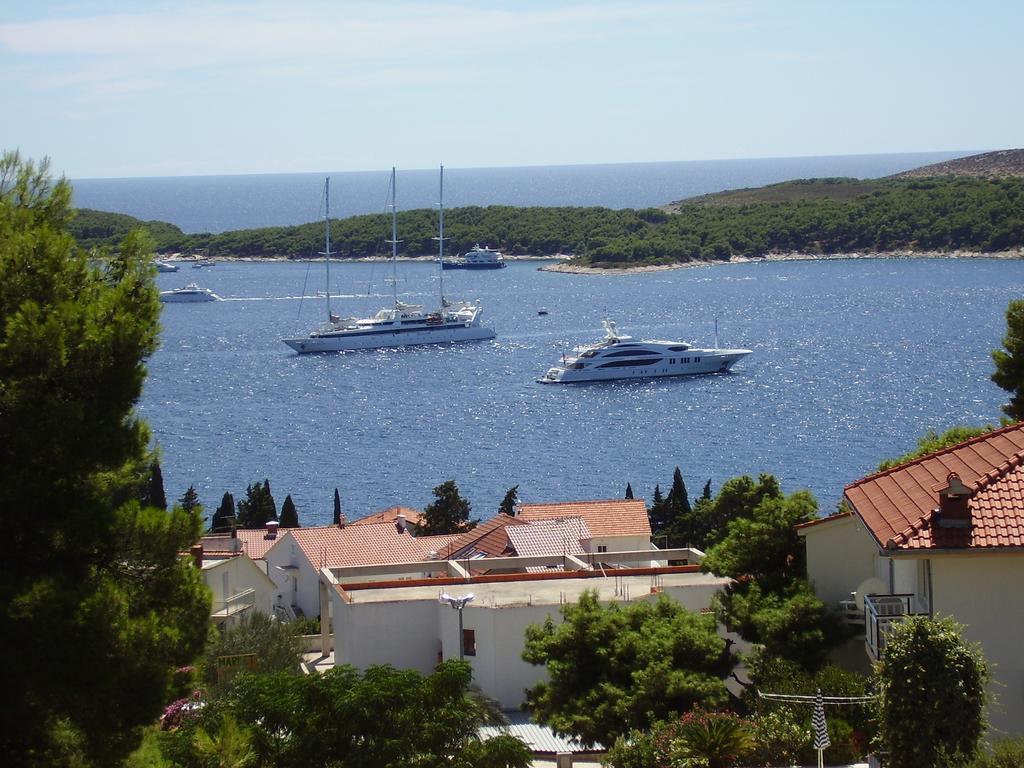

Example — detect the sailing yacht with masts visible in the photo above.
[283,167,496,353]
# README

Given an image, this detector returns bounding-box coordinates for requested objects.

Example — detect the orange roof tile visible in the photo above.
[287,522,440,569]
[844,422,1024,551]
[517,499,651,538]
[349,506,424,528]
[794,512,852,531]
[200,529,283,560]
[436,515,527,560]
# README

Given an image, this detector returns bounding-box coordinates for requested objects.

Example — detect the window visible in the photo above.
[462,628,477,656]
[597,545,608,553]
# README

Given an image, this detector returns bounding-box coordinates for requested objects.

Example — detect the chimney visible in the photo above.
[229,526,241,553]
[337,512,346,529]
[265,519,280,540]
[190,543,203,568]
[936,472,973,528]
[395,513,406,534]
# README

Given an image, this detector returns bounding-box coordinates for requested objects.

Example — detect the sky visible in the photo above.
[1,0,1020,179]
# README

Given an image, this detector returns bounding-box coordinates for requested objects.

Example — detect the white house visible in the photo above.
[799,422,1024,737]
[263,519,459,618]
[317,552,728,708]
[198,551,277,627]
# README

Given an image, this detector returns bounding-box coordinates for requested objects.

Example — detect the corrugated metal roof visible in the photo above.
[479,712,603,754]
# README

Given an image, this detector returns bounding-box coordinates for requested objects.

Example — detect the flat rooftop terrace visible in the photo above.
[337,570,728,607]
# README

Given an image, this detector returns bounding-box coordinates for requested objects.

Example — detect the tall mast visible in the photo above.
[436,164,446,307]
[322,177,334,321]
[388,167,399,308]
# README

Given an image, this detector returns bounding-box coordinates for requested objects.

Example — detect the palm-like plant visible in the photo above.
[193,713,256,768]
[677,710,754,768]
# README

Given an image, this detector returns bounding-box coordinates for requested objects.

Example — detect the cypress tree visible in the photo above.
[648,484,671,534]
[667,467,691,516]
[210,491,235,532]
[702,479,712,500]
[279,494,300,528]
[333,487,342,525]
[498,485,519,516]
[179,485,200,515]
[624,483,634,499]
[263,478,278,520]
[147,459,167,510]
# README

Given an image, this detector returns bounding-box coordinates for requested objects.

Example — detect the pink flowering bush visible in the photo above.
[160,690,204,731]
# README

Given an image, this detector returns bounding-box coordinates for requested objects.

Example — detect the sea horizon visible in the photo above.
[71,150,974,235]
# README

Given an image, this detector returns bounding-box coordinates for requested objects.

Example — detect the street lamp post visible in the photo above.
[439,593,475,660]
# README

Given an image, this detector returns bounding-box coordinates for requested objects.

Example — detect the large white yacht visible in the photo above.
[283,168,496,354]
[441,244,507,270]
[538,321,751,384]
[159,283,221,303]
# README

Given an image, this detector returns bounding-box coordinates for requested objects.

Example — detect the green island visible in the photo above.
[72,155,1024,270]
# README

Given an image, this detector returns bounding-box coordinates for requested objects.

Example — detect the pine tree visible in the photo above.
[0,151,209,764]
[333,487,342,525]
[179,485,201,515]
[145,459,168,510]
[237,482,277,529]
[992,299,1024,420]
[421,480,477,535]
[279,494,299,528]
[211,492,235,532]
[498,485,519,516]
[624,482,634,499]
[702,479,712,500]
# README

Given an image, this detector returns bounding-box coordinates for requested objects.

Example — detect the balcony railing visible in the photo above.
[864,593,923,660]
[211,587,256,621]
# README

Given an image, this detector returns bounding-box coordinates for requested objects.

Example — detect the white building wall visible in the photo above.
[202,556,276,624]
[929,553,1024,737]
[586,534,652,554]
[801,516,879,607]
[334,598,440,675]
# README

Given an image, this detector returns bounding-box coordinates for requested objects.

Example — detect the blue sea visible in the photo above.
[146,257,1022,527]
[72,151,971,234]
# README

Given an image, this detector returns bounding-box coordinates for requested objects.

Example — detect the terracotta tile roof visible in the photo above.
[794,512,852,531]
[436,515,528,560]
[844,421,1024,551]
[506,517,591,557]
[517,499,651,538]
[349,506,424,528]
[288,522,438,569]
[200,529,282,560]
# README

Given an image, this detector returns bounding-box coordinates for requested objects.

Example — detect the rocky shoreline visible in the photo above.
[538,248,1024,275]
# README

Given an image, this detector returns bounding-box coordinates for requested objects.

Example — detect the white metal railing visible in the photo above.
[211,587,256,620]
[864,593,921,659]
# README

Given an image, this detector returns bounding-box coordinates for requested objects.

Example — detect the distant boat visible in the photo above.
[153,259,179,272]
[191,259,216,268]
[283,168,496,353]
[160,283,221,303]
[538,320,751,384]
[441,244,507,270]
[538,308,549,316]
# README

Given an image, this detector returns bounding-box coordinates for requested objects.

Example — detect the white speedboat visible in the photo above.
[283,167,496,353]
[159,283,221,303]
[441,244,507,270]
[152,259,179,272]
[538,320,751,384]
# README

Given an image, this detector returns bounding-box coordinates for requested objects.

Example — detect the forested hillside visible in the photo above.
[71,176,1024,269]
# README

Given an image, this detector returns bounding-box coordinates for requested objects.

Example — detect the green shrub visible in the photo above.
[972,738,1024,768]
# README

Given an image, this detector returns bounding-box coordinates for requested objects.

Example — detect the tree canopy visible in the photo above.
[279,494,299,528]
[163,661,530,768]
[992,299,1024,421]
[701,476,844,669]
[236,480,278,529]
[522,591,731,747]
[0,150,210,765]
[878,615,989,767]
[497,485,519,516]
[420,480,477,535]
